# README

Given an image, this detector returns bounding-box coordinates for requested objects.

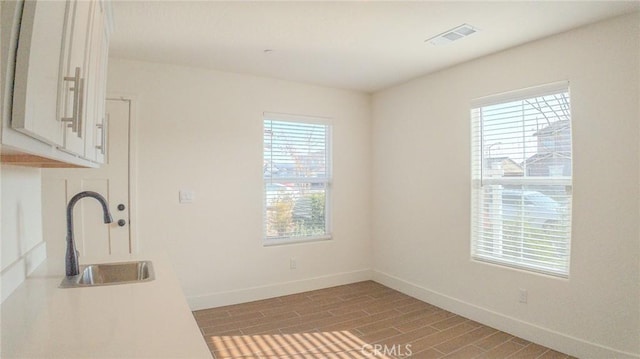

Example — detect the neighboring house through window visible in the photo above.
[470,82,573,277]
[263,113,331,245]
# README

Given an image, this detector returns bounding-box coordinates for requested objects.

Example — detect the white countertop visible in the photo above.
[1,253,212,358]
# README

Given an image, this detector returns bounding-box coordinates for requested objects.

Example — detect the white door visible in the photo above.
[42,99,132,261]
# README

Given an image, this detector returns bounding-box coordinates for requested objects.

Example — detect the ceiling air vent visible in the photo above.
[426,24,479,45]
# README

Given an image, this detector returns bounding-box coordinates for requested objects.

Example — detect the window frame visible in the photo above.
[262,112,332,246]
[470,81,573,278]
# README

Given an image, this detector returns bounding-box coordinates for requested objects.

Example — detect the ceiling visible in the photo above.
[109,1,639,93]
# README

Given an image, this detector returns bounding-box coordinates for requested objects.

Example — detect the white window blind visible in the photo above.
[263,116,331,245]
[471,82,573,277]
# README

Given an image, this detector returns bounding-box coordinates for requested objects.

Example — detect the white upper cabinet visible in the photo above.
[5,0,112,167]
[11,0,69,146]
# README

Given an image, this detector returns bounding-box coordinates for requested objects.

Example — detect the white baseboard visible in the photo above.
[187,269,373,311]
[1,241,47,303]
[372,270,639,359]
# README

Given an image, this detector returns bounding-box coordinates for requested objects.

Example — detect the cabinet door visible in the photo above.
[60,0,94,156]
[94,28,110,165]
[11,0,70,146]
[95,5,110,165]
[83,1,108,163]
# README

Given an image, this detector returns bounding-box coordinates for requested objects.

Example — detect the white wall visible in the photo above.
[107,59,372,309]
[0,1,47,303]
[372,13,639,359]
[0,165,46,302]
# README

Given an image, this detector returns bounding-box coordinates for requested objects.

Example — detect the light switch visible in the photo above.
[179,190,195,204]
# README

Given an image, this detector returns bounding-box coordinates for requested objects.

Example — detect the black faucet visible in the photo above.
[65,191,113,276]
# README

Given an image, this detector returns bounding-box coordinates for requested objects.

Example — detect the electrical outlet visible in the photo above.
[290,258,297,270]
[519,288,528,303]
[179,190,195,204]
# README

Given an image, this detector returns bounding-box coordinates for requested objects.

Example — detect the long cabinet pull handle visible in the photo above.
[61,67,81,133]
[102,114,108,155]
[95,123,103,151]
[95,113,107,155]
[76,76,84,138]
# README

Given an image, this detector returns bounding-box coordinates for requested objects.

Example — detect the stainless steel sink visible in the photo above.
[60,260,155,288]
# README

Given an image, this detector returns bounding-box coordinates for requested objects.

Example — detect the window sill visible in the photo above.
[471,256,569,279]
[263,235,332,247]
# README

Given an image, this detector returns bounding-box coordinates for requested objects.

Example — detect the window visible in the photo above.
[263,114,331,245]
[471,82,573,277]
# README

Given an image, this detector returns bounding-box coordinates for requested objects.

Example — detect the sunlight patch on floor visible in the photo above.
[209,330,401,359]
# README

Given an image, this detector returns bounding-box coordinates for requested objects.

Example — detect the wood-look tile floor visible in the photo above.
[193,281,574,359]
